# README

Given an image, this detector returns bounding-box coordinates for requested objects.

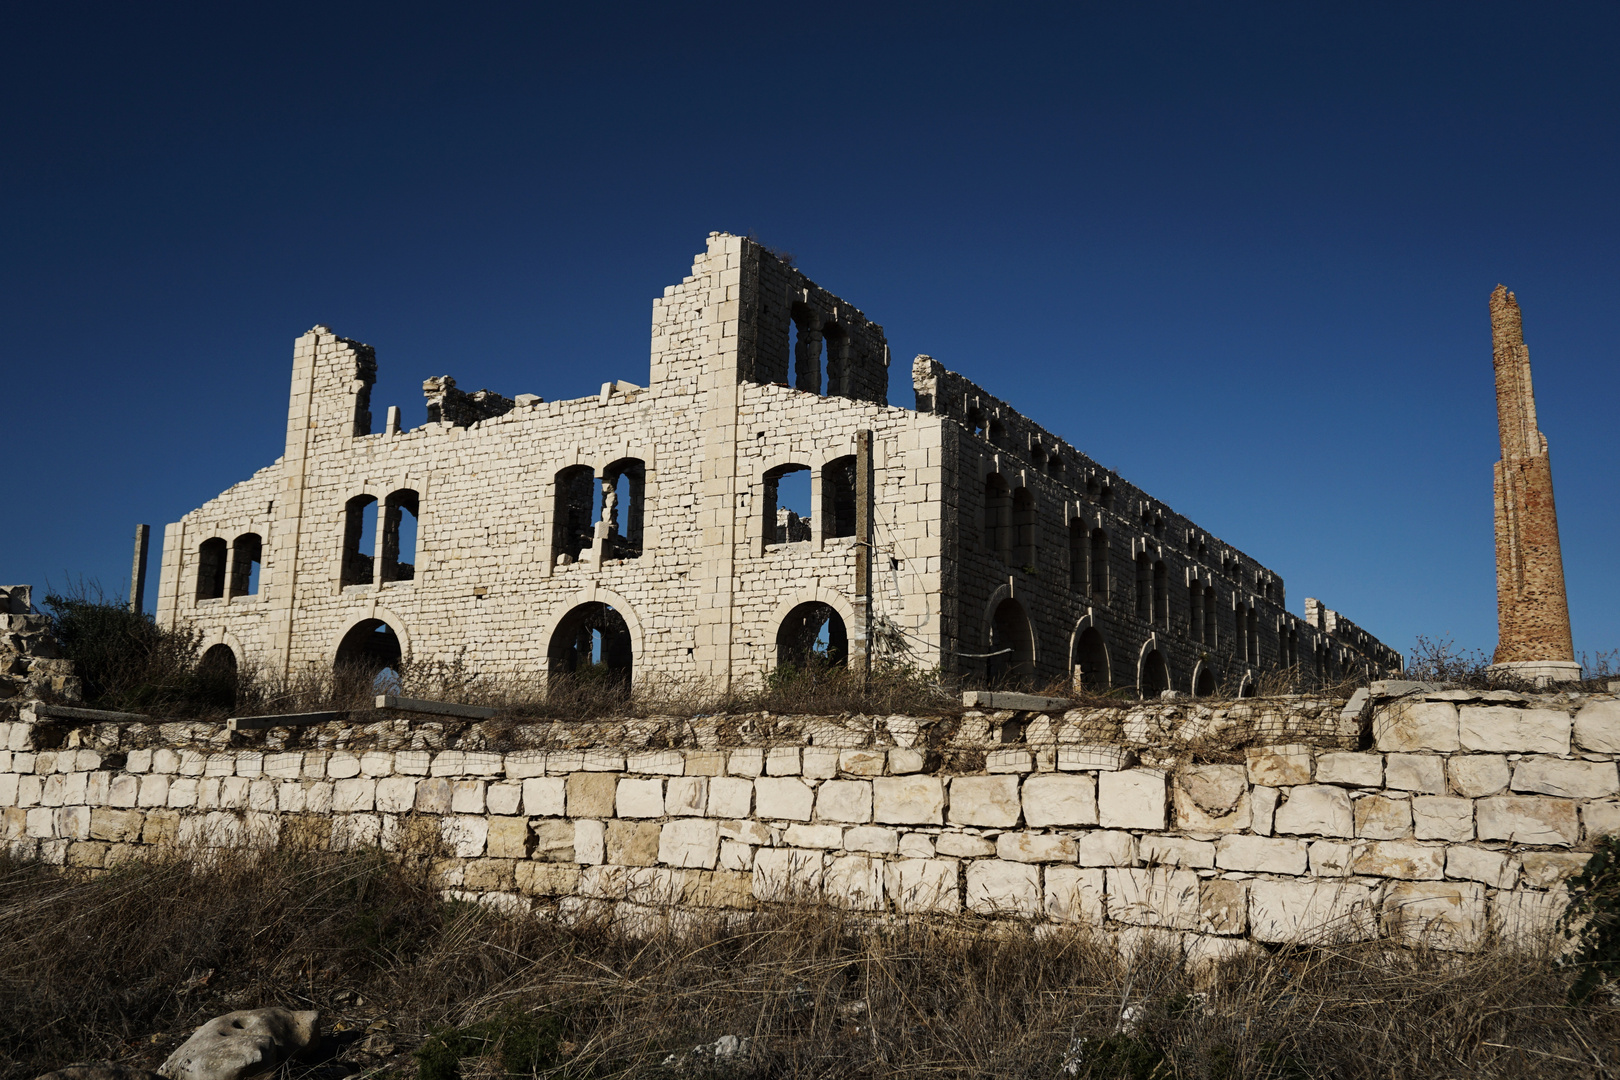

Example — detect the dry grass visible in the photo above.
[2,846,1616,1079]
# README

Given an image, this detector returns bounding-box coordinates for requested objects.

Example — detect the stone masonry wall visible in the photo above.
[5,688,1617,956]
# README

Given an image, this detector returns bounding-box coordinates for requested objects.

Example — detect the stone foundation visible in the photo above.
[5,688,1616,956]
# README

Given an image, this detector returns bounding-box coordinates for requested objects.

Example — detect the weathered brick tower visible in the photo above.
[1489,285,1580,685]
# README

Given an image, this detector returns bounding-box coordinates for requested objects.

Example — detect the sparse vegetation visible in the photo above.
[1,846,1615,1079]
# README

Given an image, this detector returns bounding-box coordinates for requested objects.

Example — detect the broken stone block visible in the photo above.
[1511,757,1620,799]
[949,775,1022,827]
[1573,699,1620,753]
[659,818,719,869]
[1314,752,1383,787]
[1199,879,1247,935]
[1445,844,1517,889]
[837,749,886,776]
[1448,755,1511,798]
[1098,769,1167,830]
[1214,835,1308,875]
[873,775,944,825]
[1020,773,1097,827]
[1519,851,1590,889]
[1354,794,1411,839]
[886,857,960,914]
[754,777,813,821]
[1457,706,1570,755]
[996,831,1076,863]
[1372,701,1459,753]
[1383,754,1445,795]
[1245,745,1313,786]
[1383,881,1485,951]
[1476,795,1579,846]
[1272,785,1353,838]
[1350,840,1446,880]
[1171,764,1248,833]
[965,859,1041,916]
[815,779,872,823]
[532,819,575,862]
[1247,879,1376,944]
[1106,867,1199,929]
[1582,800,1620,841]
[159,1007,320,1080]
[1412,796,1474,842]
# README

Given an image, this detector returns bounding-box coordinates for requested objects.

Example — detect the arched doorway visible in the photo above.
[197,643,239,708]
[988,598,1036,687]
[776,602,848,670]
[1139,647,1170,699]
[1193,662,1216,697]
[1072,627,1109,691]
[334,619,403,689]
[548,602,633,690]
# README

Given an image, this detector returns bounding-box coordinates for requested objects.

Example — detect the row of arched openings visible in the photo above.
[763,458,857,547]
[341,489,419,586]
[195,533,262,600]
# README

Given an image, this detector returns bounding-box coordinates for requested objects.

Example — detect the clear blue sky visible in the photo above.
[4,3,1616,668]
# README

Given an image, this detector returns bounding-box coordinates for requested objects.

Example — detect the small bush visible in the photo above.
[1562,833,1620,1003]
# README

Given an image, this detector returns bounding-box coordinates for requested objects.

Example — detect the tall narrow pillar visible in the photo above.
[1488,285,1580,685]
[129,524,150,614]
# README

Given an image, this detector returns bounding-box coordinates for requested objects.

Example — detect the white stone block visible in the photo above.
[1245,746,1313,786]
[575,819,606,864]
[486,782,522,816]
[1573,699,1620,752]
[966,859,1041,916]
[1449,755,1510,797]
[450,779,486,814]
[815,779,872,823]
[1351,840,1446,879]
[1141,835,1215,868]
[1458,706,1570,755]
[935,832,995,857]
[843,826,899,854]
[1519,851,1591,889]
[727,749,763,777]
[888,749,925,774]
[755,777,814,821]
[1098,769,1167,830]
[658,818,719,868]
[752,847,824,901]
[617,778,665,818]
[152,749,180,774]
[1248,879,1376,944]
[1171,765,1249,833]
[376,777,417,814]
[234,753,263,779]
[1383,881,1485,951]
[505,751,548,779]
[1446,845,1517,888]
[333,778,376,813]
[719,839,754,871]
[1021,774,1097,827]
[886,858,960,914]
[327,752,361,779]
[996,831,1076,863]
[1044,866,1105,924]
[1384,754,1446,795]
[783,823,844,848]
[360,751,394,777]
[802,748,839,779]
[1372,701,1458,753]
[1491,887,1567,952]
[838,749,886,776]
[523,777,567,817]
[1412,796,1473,841]
[1077,830,1137,867]
[431,751,466,777]
[986,749,1032,773]
[1477,795,1579,846]
[898,832,935,858]
[1511,757,1619,799]
[1272,785,1353,838]
[707,776,754,818]
[825,854,884,910]
[1582,800,1620,841]
[1354,794,1411,839]
[1106,867,1200,929]
[1315,752,1382,787]
[264,752,301,779]
[627,750,684,775]
[1214,835,1307,874]
[766,747,801,776]
[137,774,169,807]
[666,775,708,816]
[1249,786,1279,835]
[441,815,488,858]
[873,776,944,825]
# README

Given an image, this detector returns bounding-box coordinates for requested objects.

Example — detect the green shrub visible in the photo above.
[1561,833,1620,1003]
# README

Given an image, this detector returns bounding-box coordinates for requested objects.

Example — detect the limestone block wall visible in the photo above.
[4,690,1615,955]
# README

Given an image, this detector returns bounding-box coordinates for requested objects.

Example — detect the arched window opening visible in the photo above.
[1152,561,1169,627]
[1204,586,1218,646]
[548,602,632,692]
[790,304,823,395]
[228,533,262,597]
[334,618,403,692]
[764,464,813,545]
[1135,553,1152,619]
[1238,673,1257,698]
[1011,487,1037,568]
[988,419,1006,447]
[1193,663,1216,697]
[600,458,646,559]
[195,537,227,600]
[983,474,1012,559]
[821,455,858,539]
[1232,603,1250,663]
[1139,648,1170,699]
[1189,582,1205,643]
[197,643,239,707]
[822,322,850,397]
[1030,447,1046,471]
[1098,484,1113,511]
[1286,629,1300,669]
[967,408,988,439]
[776,602,848,670]
[553,465,596,565]
[381,490,419,581]
[341,495,378,586]
[1047,454,1063,478]
[1248,608,1260,667]
[987,598,1035,688]
[1089,529,1109,601]
[1068,520,1086,591]
[1073,627,1109,691]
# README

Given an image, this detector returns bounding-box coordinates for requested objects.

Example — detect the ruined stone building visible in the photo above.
[154,233,1399,695]
[1489,286,1580,685]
